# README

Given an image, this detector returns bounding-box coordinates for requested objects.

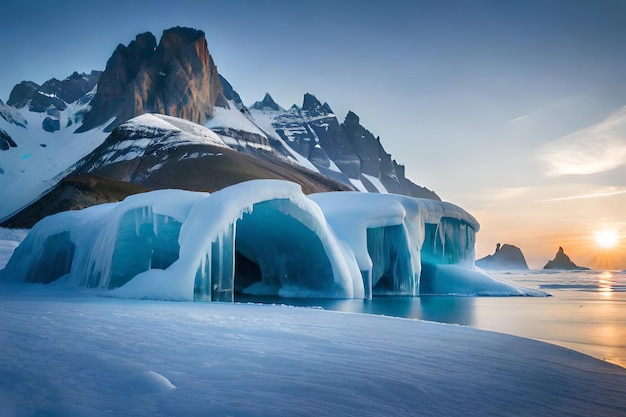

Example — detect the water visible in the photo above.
[238,270,626,368]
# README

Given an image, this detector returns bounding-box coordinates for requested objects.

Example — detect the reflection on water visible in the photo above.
[237,295,475,325]
[238,270,626,368]
[419,296,474,325]
[598,271,614,298]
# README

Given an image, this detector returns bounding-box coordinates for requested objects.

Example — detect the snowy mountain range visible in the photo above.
[0,26,437,226]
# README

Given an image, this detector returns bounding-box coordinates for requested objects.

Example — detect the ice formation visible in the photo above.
[1,180,542,300]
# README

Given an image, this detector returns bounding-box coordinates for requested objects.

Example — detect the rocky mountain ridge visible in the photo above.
[6,71,100,132]
[1,26,440,224]
[78,27,222,132]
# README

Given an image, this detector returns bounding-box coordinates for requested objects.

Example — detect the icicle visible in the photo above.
[134,209,141,236]
[153,212,159,237]
[440,220,446,261]
[210,223,235,302]
[363,270,372,300]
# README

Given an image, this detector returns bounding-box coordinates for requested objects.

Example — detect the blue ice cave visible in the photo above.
[1,180,539,299]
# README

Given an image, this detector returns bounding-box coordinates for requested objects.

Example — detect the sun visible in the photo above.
[594,230,619,249]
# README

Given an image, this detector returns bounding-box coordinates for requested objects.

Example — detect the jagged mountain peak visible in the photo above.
[161,26,205,43]
[344,110,360,127]
[78,26,222,133]
[301,93,333,114]
[108,32,157,71]
[6,71,101,114]
[0,26,441,225]
[302,93,322,112]
[250,93,283,111]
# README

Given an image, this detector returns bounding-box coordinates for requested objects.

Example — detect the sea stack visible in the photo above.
[475,243,529,270]
[543,247,589,270]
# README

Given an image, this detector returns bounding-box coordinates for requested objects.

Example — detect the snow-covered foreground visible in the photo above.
[1,285,625,417]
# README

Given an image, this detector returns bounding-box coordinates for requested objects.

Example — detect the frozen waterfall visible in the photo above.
[1,180,540,300]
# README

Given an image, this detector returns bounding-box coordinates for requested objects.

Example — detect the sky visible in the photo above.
[2,0,626,269]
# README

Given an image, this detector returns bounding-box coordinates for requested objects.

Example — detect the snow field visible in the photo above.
[0,288,625,417]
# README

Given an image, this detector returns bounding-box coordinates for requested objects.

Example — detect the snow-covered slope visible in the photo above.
[0,92,111,222]
[248,105,321,172]
[78,113,228,173]
[205,100,272,152]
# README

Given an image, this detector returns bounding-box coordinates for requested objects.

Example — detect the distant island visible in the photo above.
[543,247,589,270]
[475,243,529,270]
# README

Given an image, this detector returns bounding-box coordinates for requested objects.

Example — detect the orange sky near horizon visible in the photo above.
[472,191,626,271]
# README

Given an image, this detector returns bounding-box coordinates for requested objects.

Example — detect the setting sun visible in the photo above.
[594,230,619,249]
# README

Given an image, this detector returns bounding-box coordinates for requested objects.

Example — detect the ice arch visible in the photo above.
[309,192,482,298]
[23,231,75,284]
[0,190,206,290]
[110,180,361,301]
[310,192,424,298]
[2,179,541,299]
[234,199,340,298]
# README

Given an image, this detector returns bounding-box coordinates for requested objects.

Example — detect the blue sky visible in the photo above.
[2,0,626,268]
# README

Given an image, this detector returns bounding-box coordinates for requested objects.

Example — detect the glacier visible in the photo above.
[0,179,543,300]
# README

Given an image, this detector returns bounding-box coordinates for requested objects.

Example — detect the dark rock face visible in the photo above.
[0,128,17,151]
[342,111,401,191]
[543,247,589,270]
[302,94,361,180]
[7,81,40,108]
[42,117,61,132]
[218,75,244,108]
[9,80,67,113]
[39,71,101,104]
[266,97,353,185]
[79,27,223,132]
[476,243,529,270]
[7,72,100,113]
[302,93,332,114]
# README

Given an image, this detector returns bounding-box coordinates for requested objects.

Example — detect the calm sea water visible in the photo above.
[238,270,626,368]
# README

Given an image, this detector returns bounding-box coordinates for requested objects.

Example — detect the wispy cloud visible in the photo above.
[540,188,626,202]
[538,106,626,176]
[509,93,587,124]
[510,114,530,123]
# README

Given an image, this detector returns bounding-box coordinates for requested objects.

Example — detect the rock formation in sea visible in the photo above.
[475,243,529,270]
[543,247,589,270]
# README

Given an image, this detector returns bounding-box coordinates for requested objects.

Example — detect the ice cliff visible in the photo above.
[1,180,543,300]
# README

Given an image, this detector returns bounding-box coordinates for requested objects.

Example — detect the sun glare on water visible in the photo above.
[594,230,619,249]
